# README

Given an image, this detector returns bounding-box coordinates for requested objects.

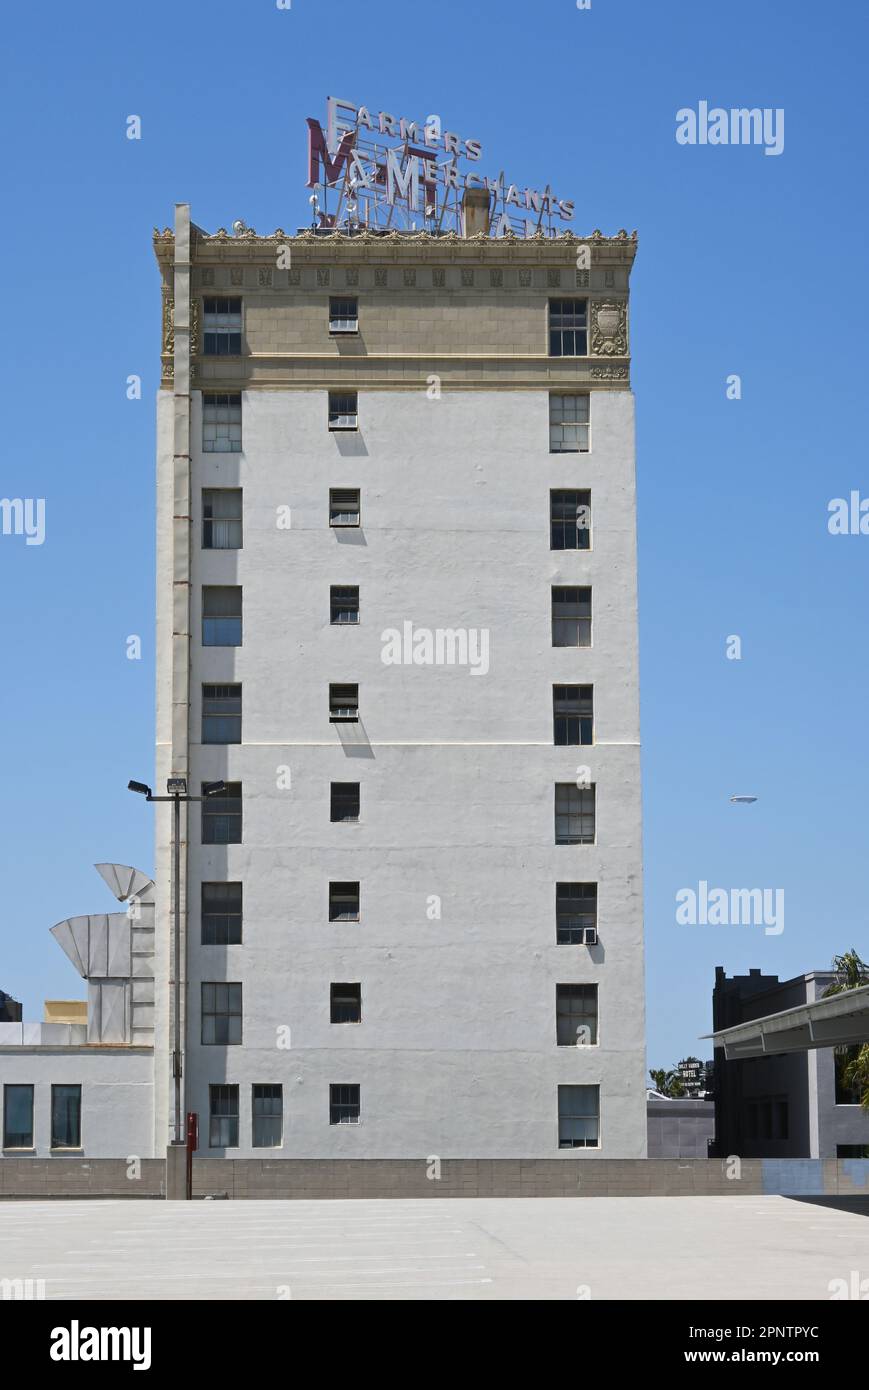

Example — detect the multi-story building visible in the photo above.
[1,201,645,1166]
[151,202,645,1160]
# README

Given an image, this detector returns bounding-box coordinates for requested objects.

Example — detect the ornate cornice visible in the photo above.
[153,224,639,267]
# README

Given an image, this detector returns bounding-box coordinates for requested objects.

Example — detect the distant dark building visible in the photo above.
[711,967,869,1159]
[0,990,22,1023]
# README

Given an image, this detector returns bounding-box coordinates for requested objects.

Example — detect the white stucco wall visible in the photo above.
[0,1049,154,1159]
[154,384,646,1158]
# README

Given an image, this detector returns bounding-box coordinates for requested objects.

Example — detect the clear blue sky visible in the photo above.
[1,0,866,1069]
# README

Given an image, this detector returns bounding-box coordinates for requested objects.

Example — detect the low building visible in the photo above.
[647,1093,714,1158]
[0,864,155,1158]
[710,966,869,1159]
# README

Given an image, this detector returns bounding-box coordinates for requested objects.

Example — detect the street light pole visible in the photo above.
[172,789,181,1143]
[129,777,225,1147]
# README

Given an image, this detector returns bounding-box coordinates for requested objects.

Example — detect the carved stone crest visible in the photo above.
[590,300,628,356]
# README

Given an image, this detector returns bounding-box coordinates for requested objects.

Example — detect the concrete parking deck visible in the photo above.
[2,1195,868,1300]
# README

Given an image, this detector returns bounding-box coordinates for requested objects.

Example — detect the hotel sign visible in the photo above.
[306,97,574,237]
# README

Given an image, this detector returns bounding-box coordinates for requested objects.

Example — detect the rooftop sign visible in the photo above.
[306,97,574,237]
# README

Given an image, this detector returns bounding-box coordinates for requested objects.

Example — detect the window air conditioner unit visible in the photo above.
[583,927,598,945]
[329,413,358,430]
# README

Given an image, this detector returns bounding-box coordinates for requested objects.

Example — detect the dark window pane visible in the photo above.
[331,782,360,822]
[3,1085,34,1147]
[202,882,242,945]
[51,1085,81,1148]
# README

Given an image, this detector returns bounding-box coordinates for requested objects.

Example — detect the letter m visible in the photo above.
[0,498,23,535]
[386,149,420,210]
[731,109,763,145]
[0,1278,25,1300]
[730,888,762,924]
[307,119,356,188]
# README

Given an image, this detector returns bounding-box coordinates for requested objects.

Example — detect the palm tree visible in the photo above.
[823,950,869,1111]
[648,1067,686,1098]
[842,1046,869,1114]
[823,950,869,997]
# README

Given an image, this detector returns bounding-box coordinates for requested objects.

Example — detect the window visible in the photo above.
[51,1084,81,1149]
[328,391,358,430]
[549,299,588,357]
[252,1084,283,1148]
[209,1084,239,1147]
[3,1084,33,1148]
[202,393,242,452]
[329,298,358,333]
[550,491,591,551]
[201,882,242,945]
[552,586,591,647]
[202,684,241,743]
[202,587,242,646]
[329,882,360,921]
[331,983,362,1024]
[201,983,243,1045]
[549,394,590,452]
[203,489,243,549]
[202,782,241,844]
[558,1084,600,1148]
[203,298,242,356]
[554,685,593,746]
[555,784,596,845]
[556,883,598,945]
[329,683,358,722]
[330,585,359,625]
[556,983,598,1045]
[330,488,361,527]
[330,1083,361,1124]
[331,782,360,822]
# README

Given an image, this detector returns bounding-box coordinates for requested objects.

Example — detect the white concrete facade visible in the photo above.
[152,219,646,1158]
[0,1048,154,1159]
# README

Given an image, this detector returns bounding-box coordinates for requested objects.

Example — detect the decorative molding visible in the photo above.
[161,292,174,356]
[153,227,639,274]
[590,364,629,379]
[403,268,416,287]
[258,267,273,287]
[230,266,244,286]
[519,269,532,287]
[345,267,359,286]
[490,269,503,288]
[316,267,330,287]
[374,268,387,287]
[590,300,628,357]
[155,225,638,246]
